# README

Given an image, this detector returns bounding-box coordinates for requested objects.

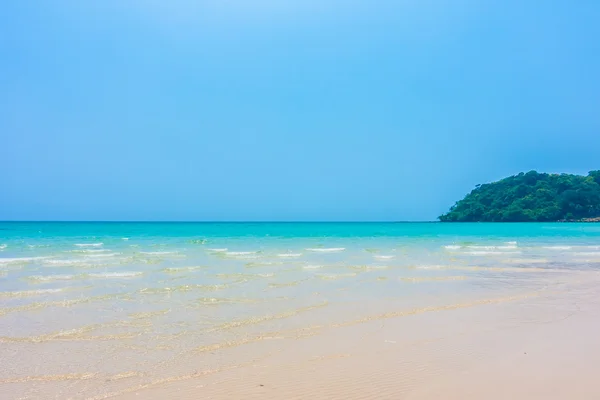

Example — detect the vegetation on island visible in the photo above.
[439,171,600,222]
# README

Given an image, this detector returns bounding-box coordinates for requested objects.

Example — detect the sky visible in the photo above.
[1,1,600,221]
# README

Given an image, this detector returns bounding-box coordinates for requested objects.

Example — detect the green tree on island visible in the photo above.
[439,171,600,222]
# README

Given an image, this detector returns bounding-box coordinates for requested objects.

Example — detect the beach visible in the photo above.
[2,222,600,399]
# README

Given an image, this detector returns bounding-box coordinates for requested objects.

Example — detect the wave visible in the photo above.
[27,271,142,281]
[27,274,76,282]
[306,248,345,253]
[445,244,518,251]
[401,276,467,283]
[269,279,307,288]
[349,265,389,271]
[207,248,228,252]
[466,245,518,250]
[374,255,395,260]
[542,246,572,250]
[67,249,110,254]
[194,297,261,306]
[0,257,50,265]
[225,251,259,256]
[277,253,302,258]
[88,272,143,279]
[443,245,462,250]
[42,259,97,266]
[245,262,283,267]
[415,265,447,270]
[303,265,324,269]
[318,273,357,280]
[0,288,66,298]
[83,253,120,258]
[161,266,206,273]
[0,244,6,250]
[461,251,522,255]
[75,243,103,247]
[415,264,557,273]
[139,251,177,255]
[122,238,129,241]
[139,284,229,295]
[215,272,273,280]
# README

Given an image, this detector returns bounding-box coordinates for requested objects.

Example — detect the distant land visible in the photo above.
[439,171,600,222]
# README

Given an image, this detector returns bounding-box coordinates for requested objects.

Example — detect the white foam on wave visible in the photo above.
[318,272,357,280]
[0,288,66,298]
[443,245,462,250]
[351,265,389,271]
[84,253,120,258]
[208,248,228,252]
[75,243,104,247]
[542,246,572,250]
[466,245,518,250]
[122,238,129,241]
[67,249,110,254]
[305,248,345,253]
[303,265,324,269]
[43,259,93,266]
[374,255,395,260]
[416,265,446,270]
[139,251,177,255]
[27,274,76,281]
[225,251,258,256]
[88,272,143,279]
[277,253,302,258]
[462,251,521,256]
[505,241,518,245]
[0,244,6,250]
[0,257,50,265]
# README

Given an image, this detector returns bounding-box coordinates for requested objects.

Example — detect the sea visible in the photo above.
[2,222,600,399]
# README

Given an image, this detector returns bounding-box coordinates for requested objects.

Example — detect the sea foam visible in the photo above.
[306,248,345,253]
[443,245,462,250]
[27,274,76,282]
[225,251,258,256]
[462,251,521,256]
[88,272,143,279]
[0,257,50,265]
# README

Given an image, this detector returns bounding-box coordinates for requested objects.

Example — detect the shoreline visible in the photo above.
[114,274,600,400]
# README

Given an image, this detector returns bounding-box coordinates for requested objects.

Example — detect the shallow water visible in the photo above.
[1,222,600,399]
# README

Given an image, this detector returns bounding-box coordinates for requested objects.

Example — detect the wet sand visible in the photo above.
[102,275,600,400]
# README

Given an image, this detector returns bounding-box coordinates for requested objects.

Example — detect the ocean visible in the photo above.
[2,222,600,399]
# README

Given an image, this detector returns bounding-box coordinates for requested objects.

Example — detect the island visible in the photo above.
[439,171,600,222]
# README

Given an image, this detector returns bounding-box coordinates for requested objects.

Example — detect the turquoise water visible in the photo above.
[1,222,600,398]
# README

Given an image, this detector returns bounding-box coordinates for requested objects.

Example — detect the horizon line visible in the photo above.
[0,220,440,223]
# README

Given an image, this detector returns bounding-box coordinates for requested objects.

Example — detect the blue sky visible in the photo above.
[2,1,599,221]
